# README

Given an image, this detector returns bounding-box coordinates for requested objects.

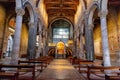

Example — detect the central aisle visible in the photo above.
[37,59,85,80]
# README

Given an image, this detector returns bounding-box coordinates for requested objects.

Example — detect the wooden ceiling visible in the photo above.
[108,0,120,6]
[44,0,79,22]
[0,0,120,23]
[0,0,15,2]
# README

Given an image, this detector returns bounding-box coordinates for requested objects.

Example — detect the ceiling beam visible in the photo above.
[46,6,77,11]
[108,1,120,5]
[0,0,15,2]
[44,1,78,5]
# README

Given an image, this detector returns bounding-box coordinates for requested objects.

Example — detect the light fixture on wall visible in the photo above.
[67,39,73,46]
[36,35,39,46]
[9,27,15,32]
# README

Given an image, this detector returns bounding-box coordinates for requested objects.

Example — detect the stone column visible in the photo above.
[76,37,79,58]
[36,22,42,58]
[11,8,25,64]
[88,24,95,60]
[99,10,111,66]
[73,31,77,57]
[84,12,95,61]
[36,33,42,58]
[27,22,37,59]
[79,34,85,59]
[42,36,46,56]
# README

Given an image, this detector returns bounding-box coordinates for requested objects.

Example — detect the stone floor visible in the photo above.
[36,59,85,80]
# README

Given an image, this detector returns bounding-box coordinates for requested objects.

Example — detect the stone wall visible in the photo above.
[0,4,6,57]
[20,23,28,57]
[93,24,102,57]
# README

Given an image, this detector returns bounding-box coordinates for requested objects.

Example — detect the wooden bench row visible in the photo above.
[0,64,35,80]
[88,66,120,80]
[73,60,120,80]
[0,56,53,80]
[0,72,18,80]
[18,60,47,72]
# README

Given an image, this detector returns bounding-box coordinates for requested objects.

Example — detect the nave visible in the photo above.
[0,59,86,80]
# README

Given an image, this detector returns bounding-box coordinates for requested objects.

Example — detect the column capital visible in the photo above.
[28,22,35,28]
[84,10,89,15]
[15,8,25,16]
[98,10,108,18]
[88,24,94,30]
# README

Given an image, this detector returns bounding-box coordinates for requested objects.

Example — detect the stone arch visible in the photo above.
[6,34,14,57]
[49,18,74,39]
[22,2,37,59]
[76,0,86,38]
[49,18,73,28]
[88,2,100,26]
[23,2,35,23]
[80,0,86,10]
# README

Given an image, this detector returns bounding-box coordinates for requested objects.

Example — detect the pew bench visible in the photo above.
[87,66,120,80]
[18,60,47,72]
[74,60,94,73]
[79,60,94,73]
[0,72,18,80]
[0,64,35,80]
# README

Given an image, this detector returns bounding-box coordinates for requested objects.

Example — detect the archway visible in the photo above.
[5,35,14,57]
[49,19,73,43]
[5,15,16,58]
[23,2,36,59]
[87,2,100,60]
[56,41,65,58]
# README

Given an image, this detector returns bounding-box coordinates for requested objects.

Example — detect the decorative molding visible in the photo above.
[88,24,94,30]
[15,8,25,16]
[28,22,35,28]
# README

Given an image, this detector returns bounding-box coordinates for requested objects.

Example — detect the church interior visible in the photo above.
[0,0,120,80]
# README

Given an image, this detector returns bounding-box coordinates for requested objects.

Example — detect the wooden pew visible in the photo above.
[18,60,46,72]
[87,66,120,80]
[36,56,53,64]
[0,72,18,80]
[78,60,94,73]
[74,60,94,73]
[0,64,35,80]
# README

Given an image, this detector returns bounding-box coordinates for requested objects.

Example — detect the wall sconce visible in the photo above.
[9,27,15,32]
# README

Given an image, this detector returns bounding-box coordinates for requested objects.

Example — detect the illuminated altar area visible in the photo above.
[55,41,66,58]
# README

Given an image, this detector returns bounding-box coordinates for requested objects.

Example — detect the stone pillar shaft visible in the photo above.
[36,34,42,58]
[76,38,79,58]
[99,11,111,66]
[11,8,25,64]
[27,22,37,59]
[79,34,84,59]
[84,14,94,61]
[43,37,46,56]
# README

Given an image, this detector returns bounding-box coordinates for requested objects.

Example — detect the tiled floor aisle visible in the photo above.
[36,59,85,80]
